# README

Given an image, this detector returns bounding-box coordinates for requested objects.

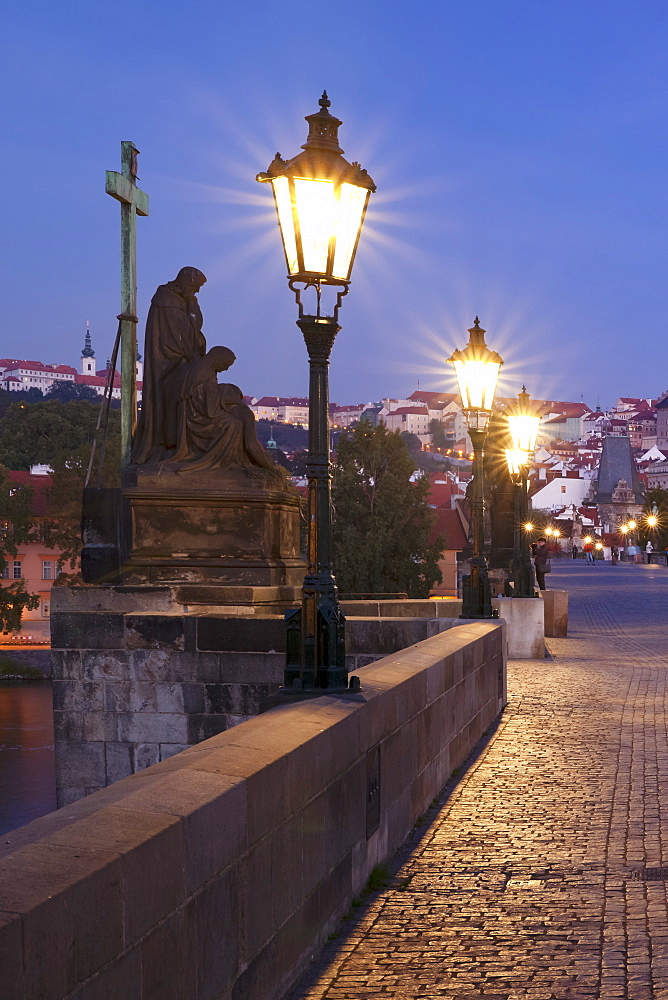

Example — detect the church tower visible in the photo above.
[81,322,95,376]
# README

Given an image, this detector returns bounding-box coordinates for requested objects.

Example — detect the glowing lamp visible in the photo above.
[628,519,637,530]
[257,92,376,285]
[524,522,534,532]
[619,525,629,535]
[647,514,658,528]
[595,542,603,551]
[447,318,503,431]
[507,386,541,455]
[584,535,593,544]
[505,449,530,475]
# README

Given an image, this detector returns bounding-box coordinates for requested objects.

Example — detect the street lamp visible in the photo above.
[505,387,540,597]
[257,93,376,692]
[448,318,503,617]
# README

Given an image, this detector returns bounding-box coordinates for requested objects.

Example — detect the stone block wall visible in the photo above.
[1,621,505,1000]
[51,610,465,805]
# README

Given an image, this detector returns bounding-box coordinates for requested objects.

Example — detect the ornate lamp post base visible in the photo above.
[282,308,349,693]
[461,557,496,618]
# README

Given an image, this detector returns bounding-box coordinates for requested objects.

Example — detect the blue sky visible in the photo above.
[3,0,668,409]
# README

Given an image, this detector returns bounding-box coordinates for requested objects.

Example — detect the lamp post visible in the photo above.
[505,386,540,597]
[257,93,376,691]
[447,318,503,618]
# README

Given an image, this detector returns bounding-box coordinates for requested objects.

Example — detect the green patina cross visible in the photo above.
[106,141,149,470]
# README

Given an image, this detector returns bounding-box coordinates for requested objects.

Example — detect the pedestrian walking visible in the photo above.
[571,544,578,560]
[584,540,595,563]
[532,536,551,591]
[611,545,618,566]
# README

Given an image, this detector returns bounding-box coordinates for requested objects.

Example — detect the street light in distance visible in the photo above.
[447,318,503,618]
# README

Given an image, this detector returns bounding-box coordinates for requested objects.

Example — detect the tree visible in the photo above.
[41,414,121,573]
[0,398,109,470]
[0,465,40,631]
[400,430,423,454]
[429,418,448,451]
[0,399,121,576]
[0,387,45,418]
[639,488,668,551]
[46,381,102,403]
[332,422,443,597]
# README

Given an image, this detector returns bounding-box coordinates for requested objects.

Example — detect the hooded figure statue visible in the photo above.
[131,267,207,465]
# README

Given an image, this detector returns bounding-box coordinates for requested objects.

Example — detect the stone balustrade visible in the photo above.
[1,621,504,1000]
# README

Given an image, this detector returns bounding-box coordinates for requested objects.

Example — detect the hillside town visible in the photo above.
[2,335,666,624]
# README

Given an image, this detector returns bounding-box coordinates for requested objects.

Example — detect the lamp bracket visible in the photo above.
[289,278,349,322]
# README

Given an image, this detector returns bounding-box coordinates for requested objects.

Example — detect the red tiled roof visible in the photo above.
[428,508,468,551]
[3,360,76,376]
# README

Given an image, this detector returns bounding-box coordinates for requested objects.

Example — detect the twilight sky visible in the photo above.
[3,0,668,410]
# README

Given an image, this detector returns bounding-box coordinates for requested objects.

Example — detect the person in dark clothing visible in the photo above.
[532,536,550,590]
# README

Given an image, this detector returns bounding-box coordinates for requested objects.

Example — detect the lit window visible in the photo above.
[13,560,22,579]
[42,560,52,580]
[41,602,50,618]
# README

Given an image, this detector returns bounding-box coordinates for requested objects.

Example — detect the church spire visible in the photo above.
[82,321,95,358]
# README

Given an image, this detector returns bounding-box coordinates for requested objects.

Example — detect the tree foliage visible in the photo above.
[639,488,668,551]
[0,398,107,471]
[0,465,40,631]
[45,381,103,403]
[0,400,121,576]
[332,422,443,597]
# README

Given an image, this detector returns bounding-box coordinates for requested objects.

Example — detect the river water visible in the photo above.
[0,682,57,836]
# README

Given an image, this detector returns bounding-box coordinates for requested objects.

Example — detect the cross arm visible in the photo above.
[105,171,149,216]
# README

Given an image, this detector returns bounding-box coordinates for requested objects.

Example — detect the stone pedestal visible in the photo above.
[493,596,545,658]
[121,466,303,588]
[540,589,568,637]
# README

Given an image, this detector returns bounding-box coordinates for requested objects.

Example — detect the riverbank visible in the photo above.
[0,651,51,679]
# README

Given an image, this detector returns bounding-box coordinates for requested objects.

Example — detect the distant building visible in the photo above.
[252,396,309,426]
[530,476,590,511]
[656,393,668,453]
[591,435,645,532]
[382,405,430,437]
[0,326,143,400]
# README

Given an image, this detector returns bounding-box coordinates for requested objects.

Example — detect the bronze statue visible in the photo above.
[132,268,272,473]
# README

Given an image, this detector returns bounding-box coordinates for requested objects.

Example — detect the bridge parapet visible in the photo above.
[1,621,505,1000]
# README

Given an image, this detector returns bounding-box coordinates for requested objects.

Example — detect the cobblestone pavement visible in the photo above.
[290,561,668,999]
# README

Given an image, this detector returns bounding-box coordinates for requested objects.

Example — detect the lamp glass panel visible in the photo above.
[271,177,299,274]
[508,413,541,453]
[453,359,501,411]
[464,409,490,431]
[332,183,368,280]
[294,177,336,274]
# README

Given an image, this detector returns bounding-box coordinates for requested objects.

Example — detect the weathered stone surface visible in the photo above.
[494,596,545,658]
[51,612,125,650]
[541,587,569,637]
[3,621,503,1000]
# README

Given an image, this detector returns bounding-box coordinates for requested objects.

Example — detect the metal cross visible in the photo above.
[106,141,149,470]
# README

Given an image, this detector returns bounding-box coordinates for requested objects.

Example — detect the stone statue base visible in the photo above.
[118,465,304,590]
[81,464,304,605]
